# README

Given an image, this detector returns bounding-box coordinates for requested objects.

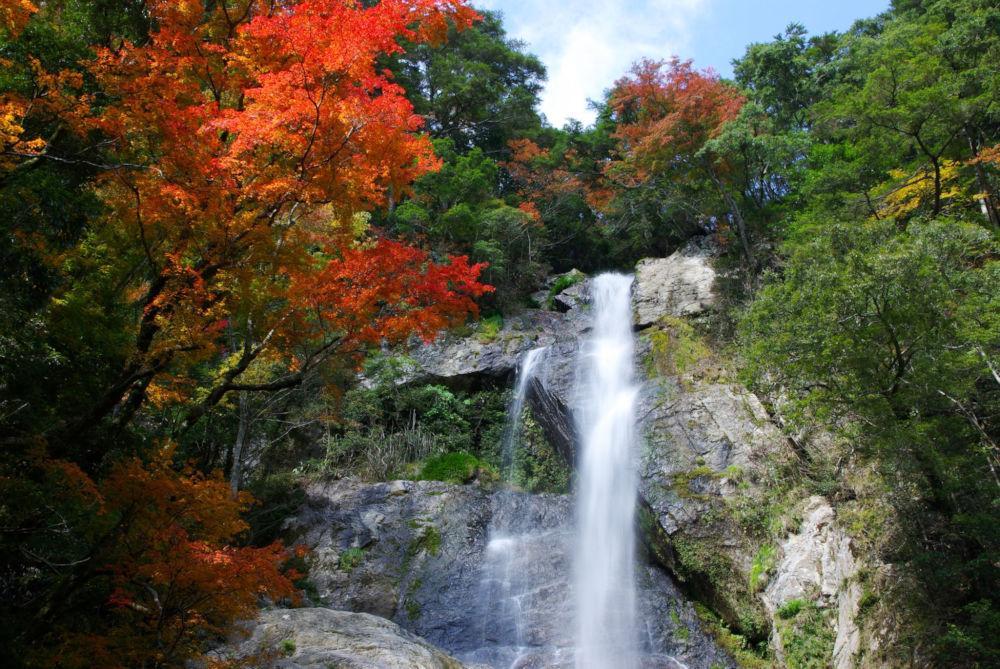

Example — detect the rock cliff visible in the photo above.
[391,237,874,667]
[223,237,877,668]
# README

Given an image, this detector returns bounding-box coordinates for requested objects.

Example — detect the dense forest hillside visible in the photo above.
[0,1,997,667]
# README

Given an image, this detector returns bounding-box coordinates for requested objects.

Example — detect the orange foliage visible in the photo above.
[971,143,1000,168]
[42,447,297,669]
[505,138,588,221]
[0,0,35,37]
[38,0,488,423]
[606,58,745,185]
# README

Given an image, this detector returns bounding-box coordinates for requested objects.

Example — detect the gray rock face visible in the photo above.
[392,246,876,667]
[764,498,861,669]
[287,479,734,669]
[633,238,718,327]
[216,607,465,669]
[405,311,572,388]
[636,376,792,536]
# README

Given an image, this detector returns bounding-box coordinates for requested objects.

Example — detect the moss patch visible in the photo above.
[408,524,441,558]
[338,547,364,573]
[476,314,504,343]
[645,316,712,380]
[749,544,777,593]
[546,269,585,308]
[776,601,836,668]
[418,452,491,484]
[693,602,772,669]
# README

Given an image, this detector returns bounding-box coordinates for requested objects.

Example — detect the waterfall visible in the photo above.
[478,347,549,665]
[500,347,548,484]
[574,274,640,669]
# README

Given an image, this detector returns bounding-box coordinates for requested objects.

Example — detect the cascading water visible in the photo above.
[574,274,640,669]
[477,348,562,667]
[499,347,548,485]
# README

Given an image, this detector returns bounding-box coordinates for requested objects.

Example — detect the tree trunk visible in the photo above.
[966,128,1000,228]
[707,163,756,268]
[230,392,249,497]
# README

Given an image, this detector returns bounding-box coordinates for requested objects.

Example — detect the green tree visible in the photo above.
[390,10,545,155]
[742,219,1000,663]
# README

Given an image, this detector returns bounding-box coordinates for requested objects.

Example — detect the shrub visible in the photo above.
[339,547,364,573]
[419,452,486,483]
[777,598,806,619]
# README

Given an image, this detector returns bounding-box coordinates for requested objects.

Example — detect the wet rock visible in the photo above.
[633,238,718,327]
[215,607,465,669]
[403,311,569,389]
[286,478,735,669]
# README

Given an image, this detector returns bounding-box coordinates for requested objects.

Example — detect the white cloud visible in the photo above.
[477,0,711,126]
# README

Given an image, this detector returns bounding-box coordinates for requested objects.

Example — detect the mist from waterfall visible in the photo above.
[574,274,640,669]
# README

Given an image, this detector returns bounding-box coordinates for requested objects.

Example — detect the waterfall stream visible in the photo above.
[574,274,640,669]
[477,347,562,667]
[471,276,657,668]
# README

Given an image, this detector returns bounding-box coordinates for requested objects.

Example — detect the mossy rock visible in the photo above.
[645,316,712,381]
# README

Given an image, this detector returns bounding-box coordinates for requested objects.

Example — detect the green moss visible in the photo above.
[749,544,777,593]
[338,547,364,573]
[408,524,441,558]
[777,598,806,620]
[672,465,720,500]
[546,269,585,308]
[693,602,772,669]
[670,608,691,641]
[858,589,879,613]
[418,452,488,484]
[279,638,296,657]
[645,317,711,379]
[477,314,504,342]
[674,535,731,585]
[777,601,836,669]
[506,410,572,494]
[404,598,422,621]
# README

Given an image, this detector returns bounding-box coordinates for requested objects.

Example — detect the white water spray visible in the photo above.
[574,274,640,669]
[500,347,547,484]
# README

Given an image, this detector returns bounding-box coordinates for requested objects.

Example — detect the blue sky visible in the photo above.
[476,0,890,126]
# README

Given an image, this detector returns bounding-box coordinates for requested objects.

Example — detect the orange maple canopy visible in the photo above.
[23,0,493,426]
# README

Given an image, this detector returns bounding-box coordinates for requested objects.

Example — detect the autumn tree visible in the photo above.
[601,59,752,263]
[1,0,489,453]
[0,1,488,666]
[16,448,299,669]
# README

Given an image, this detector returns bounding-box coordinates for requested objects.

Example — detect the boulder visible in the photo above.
[633,238,717,327]
[215,607,465,669]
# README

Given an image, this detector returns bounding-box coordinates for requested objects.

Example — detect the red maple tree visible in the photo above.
[29,0,491,437]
